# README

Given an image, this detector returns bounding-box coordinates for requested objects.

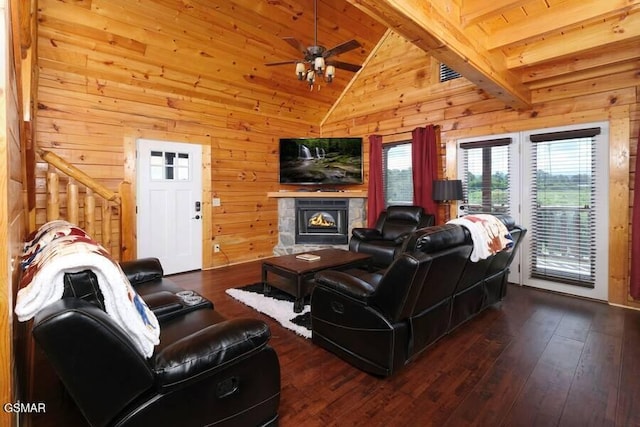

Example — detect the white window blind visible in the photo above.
[383,142,413,206]
[529,127,600,287]
[460,138,511,215]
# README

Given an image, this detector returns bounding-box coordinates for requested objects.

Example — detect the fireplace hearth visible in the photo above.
[295,199,348,245]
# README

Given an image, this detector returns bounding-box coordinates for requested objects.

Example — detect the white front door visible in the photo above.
[137,139,203,275]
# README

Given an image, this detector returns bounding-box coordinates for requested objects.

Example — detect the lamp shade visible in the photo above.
[432,180,463,201]
[295,62,305,80]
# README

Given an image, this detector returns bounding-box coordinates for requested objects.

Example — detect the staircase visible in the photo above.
[37,149,132,260]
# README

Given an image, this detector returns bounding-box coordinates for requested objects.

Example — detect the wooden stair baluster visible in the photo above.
[46,165,59,221]
[84,188,95,237]
[101,202,112,251]
[67,179,79,225]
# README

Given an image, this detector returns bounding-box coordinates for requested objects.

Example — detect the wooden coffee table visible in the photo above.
[262,249,372,313]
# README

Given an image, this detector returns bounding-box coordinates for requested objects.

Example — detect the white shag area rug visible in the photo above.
[225,285,311,339]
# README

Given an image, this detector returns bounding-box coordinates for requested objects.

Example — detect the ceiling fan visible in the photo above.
[265,0,362,85]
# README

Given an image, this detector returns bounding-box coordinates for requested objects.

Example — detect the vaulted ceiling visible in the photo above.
[35,0,640,123]
[350,0,640,110]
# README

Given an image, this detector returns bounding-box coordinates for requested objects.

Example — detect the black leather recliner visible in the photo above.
[313,224,472,376]
[348,205,435,267]
[32,258,281,427]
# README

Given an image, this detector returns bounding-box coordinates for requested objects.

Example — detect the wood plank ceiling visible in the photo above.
[37,0,639,123]
[348,0,640,110]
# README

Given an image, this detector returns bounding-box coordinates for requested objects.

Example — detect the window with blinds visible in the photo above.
[459,138,511,215]
[529,127,600,287]
[383,142,413,206]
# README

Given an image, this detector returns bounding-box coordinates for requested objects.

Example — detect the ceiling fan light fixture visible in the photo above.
[314,56,325,73]
[306,69,316,86]
[265,0,362,89]
[295,62,305,80]
[325,65,335,82]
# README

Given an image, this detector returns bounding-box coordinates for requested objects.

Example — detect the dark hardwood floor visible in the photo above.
[29,260,640,427]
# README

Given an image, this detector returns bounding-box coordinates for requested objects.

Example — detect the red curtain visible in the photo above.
[630,129,640,298]
[367,134,384,227]
[411,126,438,215]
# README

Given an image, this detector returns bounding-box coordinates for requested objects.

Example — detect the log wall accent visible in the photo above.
[323,31,640,308]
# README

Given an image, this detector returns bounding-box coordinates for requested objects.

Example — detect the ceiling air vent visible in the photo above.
[439,63,461,82]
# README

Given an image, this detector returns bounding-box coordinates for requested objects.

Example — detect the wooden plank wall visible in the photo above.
[1,0,26,424]
[323,31,640,308]
[33,1,639,306]
[35,0,325,267]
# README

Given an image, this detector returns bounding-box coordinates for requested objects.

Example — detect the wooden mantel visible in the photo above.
[267,191,368,198]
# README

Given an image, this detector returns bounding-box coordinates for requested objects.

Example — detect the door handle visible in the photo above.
[193,215,201,220]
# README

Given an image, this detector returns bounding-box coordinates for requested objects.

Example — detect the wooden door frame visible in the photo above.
[123,133,212,269]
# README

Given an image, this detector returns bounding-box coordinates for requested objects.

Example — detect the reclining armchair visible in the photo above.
[348,205,435,267]
[32,258,281,427]
[312,224,472,376]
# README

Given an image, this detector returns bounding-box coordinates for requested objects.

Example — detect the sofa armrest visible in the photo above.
[351,228,382,241]
[153,318,271,391]
[119,258,164,286]
[142,291,184,317]
[314,270,377,299]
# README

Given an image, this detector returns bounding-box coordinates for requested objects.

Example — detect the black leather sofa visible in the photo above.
[311,216,526,377]
[32,258,281,427]
[348,205,435,267]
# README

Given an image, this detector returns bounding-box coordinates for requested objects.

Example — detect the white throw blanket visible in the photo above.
[448,214,513,262]
[15,221,160,358]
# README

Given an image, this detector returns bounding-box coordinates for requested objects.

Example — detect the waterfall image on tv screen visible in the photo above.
[279,137,363,185]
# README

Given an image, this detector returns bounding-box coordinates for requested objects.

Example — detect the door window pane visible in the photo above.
[149,151,190,181]
[530,132,598,287]
[150,151,163,180]
[176,153,190,180]
[460,139,511,215]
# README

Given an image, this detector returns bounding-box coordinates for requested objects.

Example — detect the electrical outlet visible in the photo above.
[214,244,220,253]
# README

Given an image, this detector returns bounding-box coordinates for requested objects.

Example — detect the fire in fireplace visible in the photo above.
[308,212,336,228]
[295,199,349,245]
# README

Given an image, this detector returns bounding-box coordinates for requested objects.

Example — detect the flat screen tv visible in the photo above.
[279,137,363,185]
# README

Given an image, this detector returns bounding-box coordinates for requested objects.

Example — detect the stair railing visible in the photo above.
[38,149,131,260]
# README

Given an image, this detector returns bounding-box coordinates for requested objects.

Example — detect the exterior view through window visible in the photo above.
[460,138,511,215]
[529,128,600,287]
[383,142,413,206]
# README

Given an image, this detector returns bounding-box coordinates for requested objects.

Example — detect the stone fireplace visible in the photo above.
[268,192,367,255]
[295,199,348,245]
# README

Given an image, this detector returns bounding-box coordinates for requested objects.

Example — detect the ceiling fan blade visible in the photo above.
[328,60,362,73]
[265,60,299,66]
[323,39,361,58]
[282,37,308,55]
